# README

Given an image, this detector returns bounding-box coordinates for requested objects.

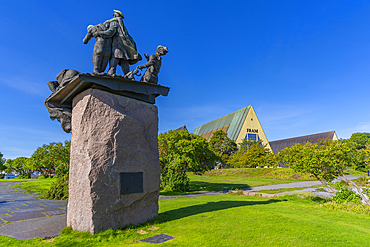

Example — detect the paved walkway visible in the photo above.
[159,177,360,200]
[0,181,67,240]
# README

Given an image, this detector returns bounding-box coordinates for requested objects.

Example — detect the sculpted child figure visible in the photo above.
[137,45,168,84]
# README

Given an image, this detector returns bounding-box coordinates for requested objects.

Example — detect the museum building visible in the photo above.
[193,105,271,150]
[193,105,338,154]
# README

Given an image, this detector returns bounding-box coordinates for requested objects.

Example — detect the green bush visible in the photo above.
[332,182,361,203]
[161,169,189,192]
[44,174,68,200]
[362,187,370,198]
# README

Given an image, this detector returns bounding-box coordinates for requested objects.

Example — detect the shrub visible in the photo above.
[332,182,361,203]
[362,187,370,198]
[161,169,189,192]
[44,174,69,200]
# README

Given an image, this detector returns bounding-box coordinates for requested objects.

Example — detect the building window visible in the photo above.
[245,134,260,141]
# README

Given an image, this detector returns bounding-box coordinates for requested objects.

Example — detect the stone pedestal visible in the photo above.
[66,88,160,234]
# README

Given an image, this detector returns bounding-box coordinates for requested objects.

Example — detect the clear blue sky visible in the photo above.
[1,1,370,159]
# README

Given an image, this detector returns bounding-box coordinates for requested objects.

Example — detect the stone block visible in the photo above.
[67,89,160,234]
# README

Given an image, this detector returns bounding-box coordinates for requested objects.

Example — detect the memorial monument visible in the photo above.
[44,10,169,234]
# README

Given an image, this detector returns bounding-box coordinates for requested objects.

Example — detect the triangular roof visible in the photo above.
[175,125,188,131]
[269,131,338,153]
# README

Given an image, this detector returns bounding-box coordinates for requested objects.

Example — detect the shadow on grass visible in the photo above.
[157,199,279,223]
[160,181,251,196]
[190,181,251,191]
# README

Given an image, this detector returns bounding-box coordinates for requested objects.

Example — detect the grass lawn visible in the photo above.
[0,178,56,197]
[4,168,367,197]
[2,168,315,197]
[344,169,368,176]
[5,168,361,197]
[15,179,56,197]
[1,194,370,246]
[161,168,316,195]
[187,174,306,191]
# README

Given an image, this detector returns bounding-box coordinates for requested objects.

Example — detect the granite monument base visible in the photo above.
[66,88,160,234]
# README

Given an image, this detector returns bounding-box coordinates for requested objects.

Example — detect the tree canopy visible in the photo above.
[279,139,350,189]
[0,152,5,171]
[208,130,237,168]
[5,157,32,178]
[342,132,370,171]
[347,132,370,149]
[279,138,369,205]
[229,139,277,168]
[158,130,218,191]
[3,141,70,178]
[30,141,70,177]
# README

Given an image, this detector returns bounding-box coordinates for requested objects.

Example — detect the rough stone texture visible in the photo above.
[241,191,278,198]
[67,88,160,234]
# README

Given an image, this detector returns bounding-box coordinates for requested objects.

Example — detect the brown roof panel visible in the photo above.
[175,125,188,131]
[269,131,337,153]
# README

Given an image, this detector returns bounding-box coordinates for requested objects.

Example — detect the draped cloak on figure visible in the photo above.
[101,17,142,65]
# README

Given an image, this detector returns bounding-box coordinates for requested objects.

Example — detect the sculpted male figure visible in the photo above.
[137,45,168,84]
[99,10,142,76]
[83,23,112,75]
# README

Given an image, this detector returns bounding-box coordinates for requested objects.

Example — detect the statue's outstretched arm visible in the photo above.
[83,31,93,44]
[138,55,155,69]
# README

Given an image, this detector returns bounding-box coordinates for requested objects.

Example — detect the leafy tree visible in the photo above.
[0,152,5,171]
[5,157,32,178]
[363,144,370,171]
[30,141,70,200]
[347,133,370,149]
[280,138,370,205]
[208,130,237,168]
[30,141,70,177]
[158,130,218,191]
[342,132,370,171]
[229,139,277,168]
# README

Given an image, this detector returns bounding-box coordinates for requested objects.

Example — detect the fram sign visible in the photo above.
[247,128,258,133]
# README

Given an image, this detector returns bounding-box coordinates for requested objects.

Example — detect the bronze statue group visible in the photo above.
[83,10,168,84]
